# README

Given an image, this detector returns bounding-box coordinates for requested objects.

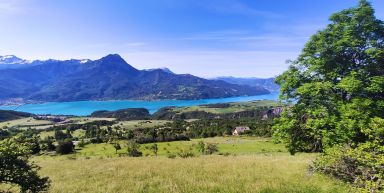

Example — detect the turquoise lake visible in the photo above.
[0,92,279,116]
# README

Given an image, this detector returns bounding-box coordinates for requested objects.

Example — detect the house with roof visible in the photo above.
[232,126,250,135]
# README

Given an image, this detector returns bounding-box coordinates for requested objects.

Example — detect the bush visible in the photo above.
[205,143,218,155]
[126,140,142,157]
[40,138,56,151]
[56,141,75,154]
[167,153,176,159]
[112,142,121,154]
[177,149,195,158]
[77,139,87,148]
[313,142,384,192]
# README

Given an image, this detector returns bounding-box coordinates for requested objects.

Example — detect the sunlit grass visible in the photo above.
[1,137,351,193]
[33,154,350,193]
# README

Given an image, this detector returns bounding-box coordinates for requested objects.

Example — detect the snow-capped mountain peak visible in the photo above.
[0,55,30,64]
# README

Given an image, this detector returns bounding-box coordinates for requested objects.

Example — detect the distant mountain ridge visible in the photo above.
[144,67,175,74]
[0,54,270,104]
[214,76,280,92]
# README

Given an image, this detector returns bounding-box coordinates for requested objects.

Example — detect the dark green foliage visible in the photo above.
[22,136,41,155]
[314,117,384,191]
[0,129,11,140]
[0,137,50,192]
[54,129,72,141]
[313,143,383,192]
[196,141,218,155]
[125,129,134,140]
[112,142,121,154]
[40,137,56,151]
[167,153,176,159]
[91,108,151,121]
[200,103,231,108]
[274,0,384,154]
[205,143,218,155]
[0,110,33,122]
[150,143,158,156]
[197,141,205,154]
[126,140,142,157]
[133,126,190,144]
[77,139,86,148]
[56,141,74,154]
[273,0,384,190]
[152,107,278,121]
[177,148,195,158]
[184,118,273,138]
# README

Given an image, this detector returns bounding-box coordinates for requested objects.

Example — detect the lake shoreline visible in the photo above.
[0,92,280,116]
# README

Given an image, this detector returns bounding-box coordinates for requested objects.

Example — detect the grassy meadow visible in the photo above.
[170,100,282,114]
[1,136,351,193]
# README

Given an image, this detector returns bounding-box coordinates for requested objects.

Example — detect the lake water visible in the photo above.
[0,92,279,116]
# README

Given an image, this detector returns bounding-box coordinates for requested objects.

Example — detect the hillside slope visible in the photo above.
[0,54,269,103]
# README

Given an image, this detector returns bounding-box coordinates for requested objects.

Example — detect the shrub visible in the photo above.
[205,143,218,155]
[196,141,205,154]
[167,153,176,159]
[41,138,56,152]
[177,149,195,158]
[112,142,121,154]
[56,141,75,154]
[313,142,384,192]
[126,140,142,157]
[150,143,158,156]
[77,139,87,148]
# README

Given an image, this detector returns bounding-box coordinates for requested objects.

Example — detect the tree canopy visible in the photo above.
[274,0,384,154]
[0,137,50,192]
[273,0,384,191]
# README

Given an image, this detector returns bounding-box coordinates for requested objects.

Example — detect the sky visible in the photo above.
[0,0,383,78]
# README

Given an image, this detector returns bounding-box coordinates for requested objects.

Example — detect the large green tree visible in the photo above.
[0,137,50,192]
[273,0,384,154]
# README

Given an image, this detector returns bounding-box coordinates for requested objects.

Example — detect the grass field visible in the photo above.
[74,137,286,157]
[1,137,351,193]
[111,120,171,130]
[172,100,282,114]
[0,117,53,129]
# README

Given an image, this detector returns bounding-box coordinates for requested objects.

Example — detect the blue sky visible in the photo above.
[1,0,383,78]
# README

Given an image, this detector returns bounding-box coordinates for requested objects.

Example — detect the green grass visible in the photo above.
[73,137,286,157]
[0,117,53,129]
[68,117,116,124]
[32,155,349,193]
[172,100,282,114]
[111,120,171,130]
[1,137,351,193]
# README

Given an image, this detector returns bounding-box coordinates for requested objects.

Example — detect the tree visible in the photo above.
[205,143,218,155]
[126,140,142,157]
[40,137,56,152]
[273,0,384,191]
[54,129,72,141]
[273,0,384,154]
[150,143,158,156]
[56,141,75,154]
[196,141,205,154]
[0,137,50,192]
[112,142,121,154]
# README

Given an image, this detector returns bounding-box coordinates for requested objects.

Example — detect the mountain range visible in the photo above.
[214,77,280,91]
[0,54,270,104]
